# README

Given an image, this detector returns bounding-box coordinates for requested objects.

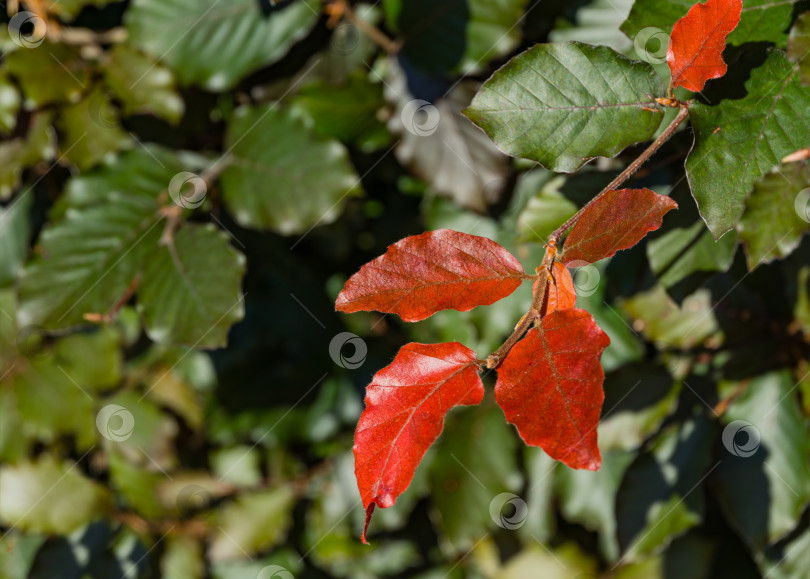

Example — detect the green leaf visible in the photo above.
[616,415,715,562]
[101,390,178,469]
[0,73,21,134]
[161,535,205,579]
[465,42,664,172]
[686,51,810,239]
[788,11,810,85]
[57,88,132,170]
[221,105,360,235]
[0,533,43,579]
[621,0,797,48]
[599,363,681,453]
[13,358,98,449]
[53,327,123,391]
[0,112,56,200]
[104,44,185,124]
[555,450,637,562]
[0,193,32,287]
[139,225,244,348]
[738,162,810,268]
[0,456,112,534]
[209,486,296,562]
[18,147,187,330]
[549,0,635,53]
[18,192,162,330]
[5,43,89,108]
[460,0,528,74]
[712,371,810,551]
[574,260,646,372]
[289,75,389,150]
[108,450,167,520]
[126,0,319,91]
[647,184,738,289]
[648,220,738,288]
[429,401,521,554]
[516,175,578,243]
[758,526,810,579]
[619,285,722,350]
[518,448,556,543]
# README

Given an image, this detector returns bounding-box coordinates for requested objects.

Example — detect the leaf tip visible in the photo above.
[361,503,376,544]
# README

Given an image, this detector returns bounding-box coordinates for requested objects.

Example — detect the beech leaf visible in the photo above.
[464,42,665,172]
[561,189,677,265]
[666,0,742,93]
[495,309,610,470]
[353,342,484,542]
[336,229,526,322]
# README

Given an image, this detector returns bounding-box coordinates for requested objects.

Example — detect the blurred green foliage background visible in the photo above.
[0,0,809,577]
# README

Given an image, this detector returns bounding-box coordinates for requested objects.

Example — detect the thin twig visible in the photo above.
[341,1,401,54]
[549,103,691,244]
[484,102,692,369]
[487,243,557,369]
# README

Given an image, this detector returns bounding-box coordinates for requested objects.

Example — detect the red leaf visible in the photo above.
[666,0,742,93]
[495,309,609,470]
[560,189,677,265]
[354,342,484,542]
[536,261,577,315]
[336,229,526,322]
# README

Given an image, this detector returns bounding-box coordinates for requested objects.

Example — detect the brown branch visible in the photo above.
[340,0,401,54]
[549,103,691,244]
[486,242,557,369]
[484,102,692,370]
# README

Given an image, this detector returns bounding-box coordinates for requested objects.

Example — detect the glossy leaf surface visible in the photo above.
[561,189,677,265]
[353,342,484,541]
[336,229,526,322]
[495,309,610,470]
[666,0,742,92]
